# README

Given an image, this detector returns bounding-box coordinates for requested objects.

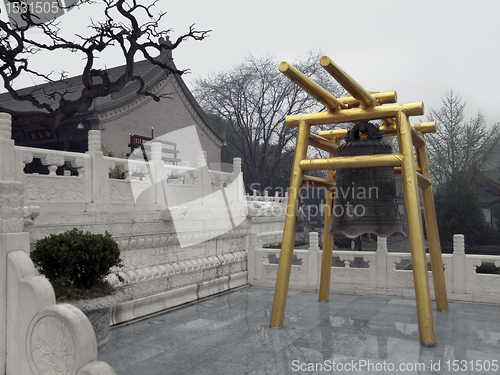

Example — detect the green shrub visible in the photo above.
[31,229,123,291]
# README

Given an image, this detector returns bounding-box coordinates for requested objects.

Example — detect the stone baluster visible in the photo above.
[453,234,465,295]
[122,162,131,181]
[247,232,257,283]
[72,156,86,178]
[197,150,207,168]
[308,232,319,287]
[151,142,162,162]
[340,254,355,269]
[107,159,116,177]
[41,154,64,176]
[22,151,33,170]
[197,150,210,201]
[233,157,241,175]
[88,130,102,152]
[181,161,192,184]
[377,236,388,289]
[87,130,107,205]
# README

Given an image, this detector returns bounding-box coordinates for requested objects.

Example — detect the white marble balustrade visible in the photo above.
[249,233,500,305]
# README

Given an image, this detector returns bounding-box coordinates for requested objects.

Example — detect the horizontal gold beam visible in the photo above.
[339,91,397,108]
[380,122,436,135]
[308,133,339,153]
[320,56,379,107]
[318,122,436,140]
[286,102,424,128]
[302,175,336,189]
[299,153,403,172]
[279,62,346,110]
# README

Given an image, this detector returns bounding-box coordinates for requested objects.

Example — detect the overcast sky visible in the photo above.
[2,0,499,125]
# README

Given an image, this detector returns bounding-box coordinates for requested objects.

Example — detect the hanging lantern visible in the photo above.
[329,121,406,239]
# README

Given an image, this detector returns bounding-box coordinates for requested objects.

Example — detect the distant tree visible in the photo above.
[0,0,209,129]
[194,52,345,193]
[434,176,488,246]
[206,113,294,193]
[426,91,500,186]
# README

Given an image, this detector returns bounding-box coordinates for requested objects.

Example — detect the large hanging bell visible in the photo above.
[329,121,406,239]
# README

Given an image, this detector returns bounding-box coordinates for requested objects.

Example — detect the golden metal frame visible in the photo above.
[270,57,448,347]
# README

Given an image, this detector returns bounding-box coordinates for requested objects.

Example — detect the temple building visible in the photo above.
[0,44,223,165]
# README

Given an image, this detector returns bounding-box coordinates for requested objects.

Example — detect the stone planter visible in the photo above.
[66,292,123,350]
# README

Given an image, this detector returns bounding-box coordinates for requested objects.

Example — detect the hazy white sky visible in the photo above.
[2,0,499,125]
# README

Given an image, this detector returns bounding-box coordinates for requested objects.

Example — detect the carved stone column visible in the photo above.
[87,130,107,205]
[0,113,14,181]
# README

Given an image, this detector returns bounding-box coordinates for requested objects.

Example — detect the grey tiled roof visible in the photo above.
[0,49,222,142]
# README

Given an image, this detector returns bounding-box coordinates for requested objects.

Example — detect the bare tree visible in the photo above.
[0,0,209,129]
[426,90,500,186]
[194,52,345,192]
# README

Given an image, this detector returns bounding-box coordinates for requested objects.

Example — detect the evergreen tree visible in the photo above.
[434,176,488,246]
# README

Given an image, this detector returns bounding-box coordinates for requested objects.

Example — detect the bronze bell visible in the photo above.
[329,121,406,239]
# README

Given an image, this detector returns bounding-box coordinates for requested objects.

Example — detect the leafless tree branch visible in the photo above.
[0,0,210,129]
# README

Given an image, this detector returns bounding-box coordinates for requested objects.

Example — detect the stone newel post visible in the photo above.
[0,114,115,374]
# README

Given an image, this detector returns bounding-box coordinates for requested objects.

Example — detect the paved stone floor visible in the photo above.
[98,287,500,374]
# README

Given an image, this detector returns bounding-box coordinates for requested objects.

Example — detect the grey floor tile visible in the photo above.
[97,342,164,373]
[121,360,186,375]
[179,359,257,375]
[99,288,500,375]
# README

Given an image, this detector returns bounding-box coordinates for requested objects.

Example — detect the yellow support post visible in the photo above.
[270,121,310,328]
[319,146,338,301]
[397,110,436,347]
[417,139,449,312]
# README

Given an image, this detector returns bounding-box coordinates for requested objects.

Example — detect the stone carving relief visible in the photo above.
[475,275,500,295]
[330,269,371,286]
[392,271,415,289]
[23,205,41,227]
[29,316,76,375]
[0,181,24,233]
[109,180,134,202]
[25,176,84,201]
[110,248,247,302]
[261,265,303,283]
[0,114,11,139]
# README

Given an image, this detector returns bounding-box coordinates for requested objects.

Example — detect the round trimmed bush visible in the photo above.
[31,228,123,290]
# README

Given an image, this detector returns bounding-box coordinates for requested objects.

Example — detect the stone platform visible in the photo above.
[98,287,500,374]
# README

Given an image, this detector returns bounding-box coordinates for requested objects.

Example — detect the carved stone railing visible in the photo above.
[15,146,91,205]
[1,114,115,375]
[246,189,288,245]
[19,131,243,212]
[14,127,250,327]
[249,232,500,304]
